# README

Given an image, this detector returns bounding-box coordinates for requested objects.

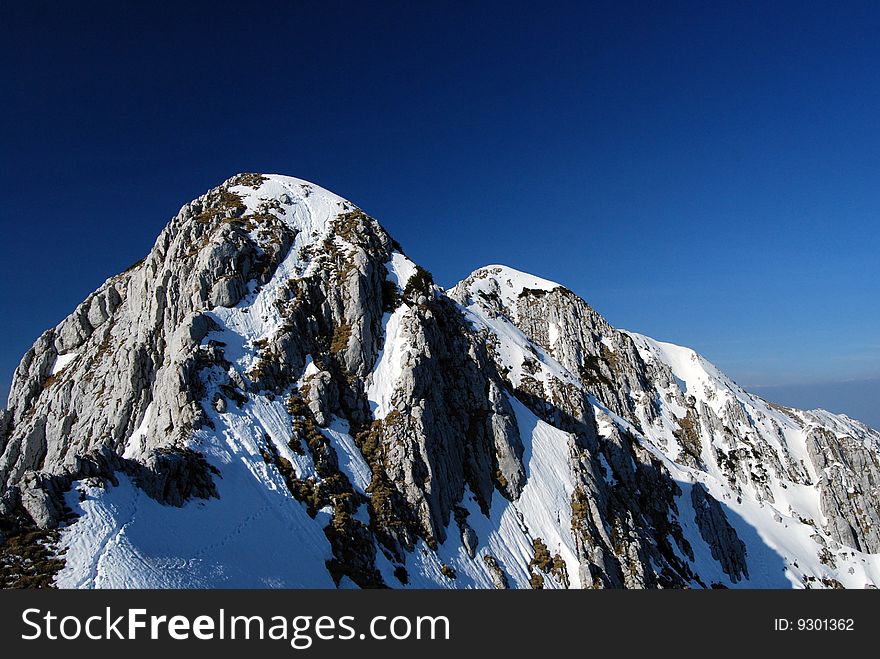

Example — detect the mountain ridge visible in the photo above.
[1,173,878,589]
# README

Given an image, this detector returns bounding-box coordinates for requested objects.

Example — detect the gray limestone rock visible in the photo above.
[305,371,338,427]
[131,448,219,507]
[487,380,525,499]
[807,427,880,553]
[691,483,749,582]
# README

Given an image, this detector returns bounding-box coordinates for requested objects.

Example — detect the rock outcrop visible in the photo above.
[691,483,749,583]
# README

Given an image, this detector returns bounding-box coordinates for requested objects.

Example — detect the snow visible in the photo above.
[366,307,411,419]
[473,264,561,298]
[547,322,559,347]
[627,334,712,404]
[57,471,336,588]
[453,265,562,322]
[373,396,582,590]
[122,402,153,460]
[457,295,579,395]
[458,398,581,589]
[302,354,319,379]
[50,352,77,375]
[57,386,336,588]
[322,416,371,493]
[208,174,356,351]
[489,398,582,588]
[56,340,340,588]
[386,251,417,290]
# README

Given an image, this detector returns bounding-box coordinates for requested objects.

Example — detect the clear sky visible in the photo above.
[2,1,878,426]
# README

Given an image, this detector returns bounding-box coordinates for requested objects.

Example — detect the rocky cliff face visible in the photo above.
[2,174,879,589]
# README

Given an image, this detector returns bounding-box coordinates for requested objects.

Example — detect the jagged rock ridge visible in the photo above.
[1,173,879,589]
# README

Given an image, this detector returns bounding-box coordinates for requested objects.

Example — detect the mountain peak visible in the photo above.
[449,265,568,325]
[454,264,563,295]
[2,174,879,590]
[182,172,354,240]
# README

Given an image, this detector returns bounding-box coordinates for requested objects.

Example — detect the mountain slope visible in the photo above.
[1,174,878,589]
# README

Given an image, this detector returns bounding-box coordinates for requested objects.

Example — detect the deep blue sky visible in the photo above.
[2,1,878,426]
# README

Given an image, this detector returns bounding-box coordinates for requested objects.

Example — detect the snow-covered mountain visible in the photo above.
[2,173,878,589]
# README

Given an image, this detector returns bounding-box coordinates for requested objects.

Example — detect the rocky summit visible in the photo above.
[1,173,878,589]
